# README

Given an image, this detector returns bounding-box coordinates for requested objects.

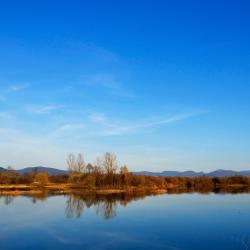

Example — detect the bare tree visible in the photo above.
[120,165,129,175]
[67,153,76,173]
[67,153,86,174]
[102,152,117,175]
[86,163,94,174]
[76,154,86,173]
[94,157,104,174]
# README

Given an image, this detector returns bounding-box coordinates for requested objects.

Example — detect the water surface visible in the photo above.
[0,192,250,250]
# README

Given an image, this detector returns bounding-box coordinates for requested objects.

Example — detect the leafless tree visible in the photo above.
[102,152,117,175]
[120,165,129,175]
[94,157,104,175]
[67,153,76,173]
[76,153,86,173]
[67,153,86,173]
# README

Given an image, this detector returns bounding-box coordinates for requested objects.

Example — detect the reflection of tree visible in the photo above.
[0,192,49,206]
[95,199,117,220]
[66,194,85,218]
[1,195,14,205]
[30,191,49,204]
[65,193,148,220]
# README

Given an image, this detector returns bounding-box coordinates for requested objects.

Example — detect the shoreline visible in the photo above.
[0,183,168,196]
[0,183,250,196]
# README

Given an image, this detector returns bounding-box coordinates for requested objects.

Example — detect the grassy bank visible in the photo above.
[0,183,168,196]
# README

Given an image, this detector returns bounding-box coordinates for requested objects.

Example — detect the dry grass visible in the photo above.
[0,183,168,195]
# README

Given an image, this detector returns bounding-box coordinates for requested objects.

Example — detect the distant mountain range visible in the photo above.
[0,166,67,175]
[133,169,250,177]
[1,166,250,177]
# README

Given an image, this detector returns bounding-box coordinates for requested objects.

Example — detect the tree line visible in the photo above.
[1,152,250,191]
[65,152,165,190]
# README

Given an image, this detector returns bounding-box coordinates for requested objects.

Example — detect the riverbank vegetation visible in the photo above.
[1,152,250,194]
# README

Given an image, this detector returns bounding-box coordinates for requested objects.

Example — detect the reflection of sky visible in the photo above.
[0,194,250,249]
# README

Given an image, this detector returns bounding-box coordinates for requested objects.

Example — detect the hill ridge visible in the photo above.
[1,167,250,177]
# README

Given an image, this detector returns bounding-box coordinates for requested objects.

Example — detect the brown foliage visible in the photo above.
[34,172,49,185]
[2,152,250,191]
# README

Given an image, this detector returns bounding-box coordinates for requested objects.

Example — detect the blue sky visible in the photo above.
[0,0,250,171]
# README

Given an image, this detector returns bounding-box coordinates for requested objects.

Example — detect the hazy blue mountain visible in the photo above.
[134,171,204,177]
[240,170,250,176]
[207,169,250,177]
[163,171,205,177]
[206,169,239,177]
[134,170,250,177]
[16,166,68,175]
[1,166,250,177]
[0,167,6,172]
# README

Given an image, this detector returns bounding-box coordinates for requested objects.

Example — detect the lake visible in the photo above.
[0,192,250,250]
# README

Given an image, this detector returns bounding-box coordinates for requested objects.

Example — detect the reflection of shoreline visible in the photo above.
[167,186,250,194]
[1,185,250,197]
[0,191,49,205]
[1,186,250,216]
[65,193,149,220]
[0,192,154,220]
[1,184,250,196]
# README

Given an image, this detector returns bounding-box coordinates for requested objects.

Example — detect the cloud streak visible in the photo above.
[9,83,30,92]
[0,82,30,102]
[89,111,207,136]
[80,73,134,98]
[88,112,107,124]
[56,123,86,132]
[81,73,121,90]
[27,104,63,114]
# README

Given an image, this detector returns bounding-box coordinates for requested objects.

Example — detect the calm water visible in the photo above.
[0,192,250,250]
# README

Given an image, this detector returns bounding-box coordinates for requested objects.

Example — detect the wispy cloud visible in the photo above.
[88,112,107,124]
[0,82,30,102]
[56,123,86,132]
[81,73,121,90]
[80,73,134,98]
[65,42,135,98]
[89,111,207,136]
[27,104,63,114]
[9,83,30,92]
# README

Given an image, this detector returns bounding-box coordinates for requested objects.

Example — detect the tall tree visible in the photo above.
[76,154,86,173]
[120,165,129,175]
[102,152,117,175]
[67,153,76,173]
